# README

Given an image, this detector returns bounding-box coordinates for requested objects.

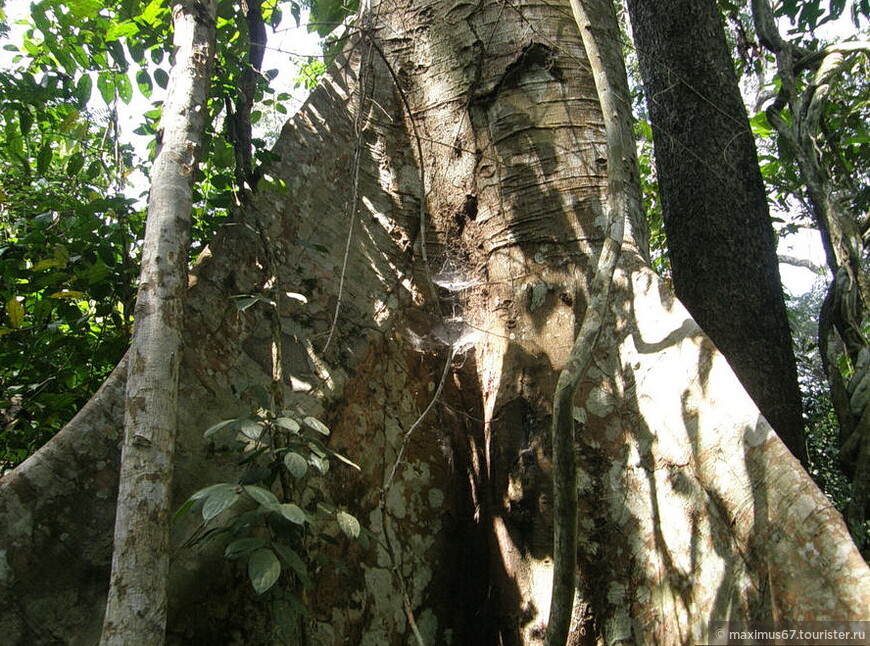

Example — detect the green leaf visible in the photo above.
[283,451,308,478]
[154,67,169,89]
[279,503,306,525]
[31,258,61,272]
[244,485,280,510]
[303,416,330,436]
[6,298,24,329]
[190,482,236,501]
[202,484,241,522]
[136,70,153,98]
[17,107,33,137]
[336,510,360,539]
[248,548,281,594]
[60,110,81,134]
[843,133,870,146]
[749,111,774,137]
[204,418,237,437]
[67,0,102,20]
[275,416,300,433]
[66,153,85,176]
[272,543,310,586]
[69,41,90,68]
[140,0,167,26]
[106,20,140,41]
[116,73,133,104]
[47,290,86,300]
[31,6,51,36]
[97,72,115,104]
[173,497,197,521]
[240,419,265,441]
[231,295,260,311]
[128,40,145,65]
[53,244,69,267]
[225,536,266,559]
[309,453,329,475]
[107,41,129,72]
[269,3,286,29]
[36,144,53,175]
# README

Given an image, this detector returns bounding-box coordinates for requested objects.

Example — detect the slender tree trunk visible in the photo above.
[99,2,217,644]
[0,0,866,644]
[626,0,807,464]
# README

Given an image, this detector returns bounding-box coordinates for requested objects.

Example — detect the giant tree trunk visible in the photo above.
[0,0,867,644]
[626,0,807,465]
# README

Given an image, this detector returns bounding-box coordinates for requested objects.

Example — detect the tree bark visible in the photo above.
[0,0,867,644]
[626,0,807,464]
[99,2,217,644]
[547,0,642,642]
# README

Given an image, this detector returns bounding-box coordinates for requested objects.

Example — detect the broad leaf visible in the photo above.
[336,510,360,539]
[279,503,306,525]
[75,75,92,105]
[97,72,115,104]
[244,485,280,510]
[66,152,85,176]
[275,416,300,433]
[202,485,241,522]
[154,67,169,89]
[239,419,265,441]
[303,416,330,436]
[36,144,53,175]
[225,537,266,559]
[204,418,237,437]
[309,454,329,475]
[190,482,236,501]
[106,20,140,42]
[6,299,24,329]
[136,70,153,98]
[248,548,281,595]
[116,73,133,104]
[67,0,102,20]
[283,451,308,478]
[272,543,310,586]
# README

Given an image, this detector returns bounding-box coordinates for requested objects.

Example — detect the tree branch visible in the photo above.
[778,253,827,275]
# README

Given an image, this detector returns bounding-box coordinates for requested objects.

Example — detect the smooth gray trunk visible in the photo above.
[99,2,217,644]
